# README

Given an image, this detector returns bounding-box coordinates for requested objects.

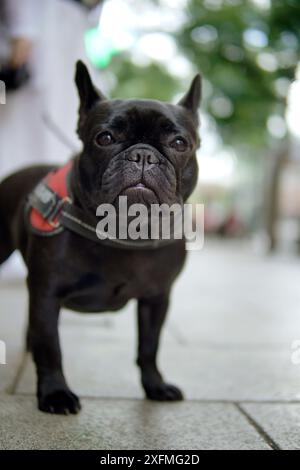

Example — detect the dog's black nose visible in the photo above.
[126,148,160,165]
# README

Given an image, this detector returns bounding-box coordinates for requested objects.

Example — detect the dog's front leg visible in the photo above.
[137,294,183,401]
[27,282,81,414]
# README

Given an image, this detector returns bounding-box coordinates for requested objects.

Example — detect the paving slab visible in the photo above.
[0,282,27,391]
[16,330,300,401]
[241,403,300,450]
[170,244,300,346]
[0,395,270,450]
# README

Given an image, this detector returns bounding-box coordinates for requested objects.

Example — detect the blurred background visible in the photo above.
[1,0,300,255]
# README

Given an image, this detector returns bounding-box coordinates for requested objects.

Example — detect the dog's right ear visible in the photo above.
[75,60,106,135]
[178,74,201,121]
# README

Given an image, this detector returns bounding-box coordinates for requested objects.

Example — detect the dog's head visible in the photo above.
[75,60,201,211]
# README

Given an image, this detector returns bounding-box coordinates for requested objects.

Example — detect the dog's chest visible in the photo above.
[60,245,183,313]
[61,274,132,312]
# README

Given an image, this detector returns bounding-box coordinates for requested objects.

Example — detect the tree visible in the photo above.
[176,0,300,148]
[175,0,300,248]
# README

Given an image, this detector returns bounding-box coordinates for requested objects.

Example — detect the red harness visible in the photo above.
[29,161,73,234]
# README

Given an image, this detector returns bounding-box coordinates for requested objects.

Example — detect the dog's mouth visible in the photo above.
[118,182,159,204]
[131,183,146,189]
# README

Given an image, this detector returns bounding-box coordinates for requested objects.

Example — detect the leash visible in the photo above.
[42,112,78,153]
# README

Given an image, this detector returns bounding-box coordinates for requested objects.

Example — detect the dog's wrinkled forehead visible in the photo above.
[85,99,198,141]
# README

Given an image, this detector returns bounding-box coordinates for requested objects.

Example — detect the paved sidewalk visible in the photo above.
[1,240,300,449]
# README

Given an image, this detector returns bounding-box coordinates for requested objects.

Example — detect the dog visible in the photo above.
[0,61,201,414]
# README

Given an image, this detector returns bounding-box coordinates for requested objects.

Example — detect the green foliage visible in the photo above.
[176,0,300,148]
[109,56,180,102]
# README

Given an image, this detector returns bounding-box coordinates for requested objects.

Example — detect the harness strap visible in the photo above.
[59,202,166,248]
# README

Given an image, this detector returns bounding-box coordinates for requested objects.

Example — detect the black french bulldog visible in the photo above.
[0,61,201,414]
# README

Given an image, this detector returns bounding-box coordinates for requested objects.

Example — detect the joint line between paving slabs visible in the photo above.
[235,402,280,450]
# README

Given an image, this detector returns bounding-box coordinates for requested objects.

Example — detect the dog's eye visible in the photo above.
[95,132,115,146]
[171,137,188,152]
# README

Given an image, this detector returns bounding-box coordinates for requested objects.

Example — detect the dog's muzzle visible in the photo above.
[124,143,162,168]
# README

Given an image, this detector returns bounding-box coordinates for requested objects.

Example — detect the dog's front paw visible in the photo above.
[38,389,81,415]
[144,382,184,401]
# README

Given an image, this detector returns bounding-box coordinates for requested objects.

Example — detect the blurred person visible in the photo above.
[0,0,43,178]
[0,0,102,180]
[0,0,102,279]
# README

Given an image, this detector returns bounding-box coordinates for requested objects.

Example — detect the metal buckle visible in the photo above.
[49,197,72,228]
[29,183,58,219]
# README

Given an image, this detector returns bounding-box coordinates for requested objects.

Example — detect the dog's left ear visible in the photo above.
[75,60,106,135]
[178,74,202,118]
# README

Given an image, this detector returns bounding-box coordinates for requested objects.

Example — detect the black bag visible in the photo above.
[0,64,30,92]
